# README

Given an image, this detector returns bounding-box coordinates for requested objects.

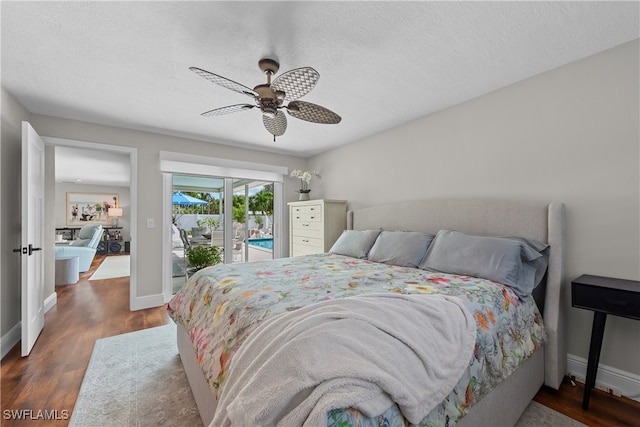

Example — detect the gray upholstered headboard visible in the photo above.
[347,199,566,389]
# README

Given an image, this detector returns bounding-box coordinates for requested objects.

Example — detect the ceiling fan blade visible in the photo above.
[287,101,341,124]
[190,67,258,98]
[201,104,255,117]
[271,67,319,102]
[263,110,287,136]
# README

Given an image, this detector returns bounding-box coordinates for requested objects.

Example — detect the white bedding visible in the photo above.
[213,293,476,426]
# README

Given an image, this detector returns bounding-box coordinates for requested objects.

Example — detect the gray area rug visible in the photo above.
[70,323,202,427]
[517,401,585,427]
[71,323,585,427]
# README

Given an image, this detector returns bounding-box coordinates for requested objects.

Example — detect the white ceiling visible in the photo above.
[3,1,639,183]
[54,146,130,187]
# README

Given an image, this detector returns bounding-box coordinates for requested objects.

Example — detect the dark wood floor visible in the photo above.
[1,254,639,426]
[534,381,640,427]
[0,254,170,426]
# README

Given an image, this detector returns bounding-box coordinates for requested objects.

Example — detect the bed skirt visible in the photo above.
[177,323,218,425]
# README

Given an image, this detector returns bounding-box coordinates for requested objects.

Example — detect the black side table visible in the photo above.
[571,274,640,409]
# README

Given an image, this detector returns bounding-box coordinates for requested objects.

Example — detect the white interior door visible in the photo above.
[21,121,45,356]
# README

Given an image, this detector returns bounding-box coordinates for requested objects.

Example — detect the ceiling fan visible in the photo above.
[189,58,341,141]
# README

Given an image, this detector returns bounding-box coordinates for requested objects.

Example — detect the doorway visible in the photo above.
[45,137,137,310]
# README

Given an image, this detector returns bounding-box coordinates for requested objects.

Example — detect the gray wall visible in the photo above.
[308,40,640,376]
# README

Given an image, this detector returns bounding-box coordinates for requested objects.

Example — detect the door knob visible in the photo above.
[28,244,42,255]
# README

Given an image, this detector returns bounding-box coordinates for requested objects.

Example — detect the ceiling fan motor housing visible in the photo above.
[254,84,284,117]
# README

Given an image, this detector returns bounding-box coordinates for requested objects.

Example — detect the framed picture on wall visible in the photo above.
[66,193,119,226]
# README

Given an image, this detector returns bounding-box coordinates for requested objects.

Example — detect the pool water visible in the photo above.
[248,238,274,250]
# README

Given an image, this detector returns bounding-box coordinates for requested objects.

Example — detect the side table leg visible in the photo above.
[583,311,607,410]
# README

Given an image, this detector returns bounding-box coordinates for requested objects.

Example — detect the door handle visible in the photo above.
[28,244,42,256]
[13,247,27,254]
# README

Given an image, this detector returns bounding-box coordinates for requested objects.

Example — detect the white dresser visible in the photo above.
[288,199,347,257]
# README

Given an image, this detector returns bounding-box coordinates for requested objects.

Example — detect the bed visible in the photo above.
[168,199,566,426]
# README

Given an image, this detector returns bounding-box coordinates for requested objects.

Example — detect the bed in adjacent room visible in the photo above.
[167,199,566,426]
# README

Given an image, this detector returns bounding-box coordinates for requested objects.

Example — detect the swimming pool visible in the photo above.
[248,237,273,250]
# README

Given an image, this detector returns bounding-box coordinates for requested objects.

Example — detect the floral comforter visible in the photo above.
[167,253,545,426]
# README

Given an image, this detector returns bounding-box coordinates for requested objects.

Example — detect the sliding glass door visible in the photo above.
[169,174,275,293]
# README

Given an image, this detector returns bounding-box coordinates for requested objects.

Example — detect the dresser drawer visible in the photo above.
[291,245,323,257]
[292,221,323,233]
[291,235,323,249]
[291,212,322,223]
[292,229,324,241]
[291,204,322,215]
[572,282,640,321]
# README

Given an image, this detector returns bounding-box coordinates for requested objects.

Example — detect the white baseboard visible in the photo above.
[567,353,640,402]
[1,322,21,360]
[44,292,57,313]
[131,293,165,311]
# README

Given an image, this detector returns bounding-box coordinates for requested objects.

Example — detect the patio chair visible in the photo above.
[179,228,191,251]
[235,225,246,241]
[210,230,224,248]
[171,224,183,249]
[233,239,243,262]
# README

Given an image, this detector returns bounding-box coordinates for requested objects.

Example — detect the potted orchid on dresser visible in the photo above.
[290,169,321,200]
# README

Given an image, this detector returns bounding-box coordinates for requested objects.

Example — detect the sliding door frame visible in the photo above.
[160,151,286,301]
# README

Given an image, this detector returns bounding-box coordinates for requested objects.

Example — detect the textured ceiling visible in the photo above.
[2,1,639,163]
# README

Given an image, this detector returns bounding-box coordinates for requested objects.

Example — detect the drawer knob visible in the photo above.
[302,224,309,227]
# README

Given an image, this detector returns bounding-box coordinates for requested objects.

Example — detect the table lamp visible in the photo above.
[109,208,123,227]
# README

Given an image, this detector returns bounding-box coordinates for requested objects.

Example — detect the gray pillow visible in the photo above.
[78,224,101,239]
[329,230,381,259]
[368,231,434,268]
[504,236,550,289]
[71,238,91,247]
[419,230,547,298]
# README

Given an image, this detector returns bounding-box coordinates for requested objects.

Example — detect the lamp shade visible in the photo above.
[109,208,123,217]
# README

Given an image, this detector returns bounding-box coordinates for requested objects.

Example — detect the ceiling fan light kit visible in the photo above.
[190,58,341,141]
